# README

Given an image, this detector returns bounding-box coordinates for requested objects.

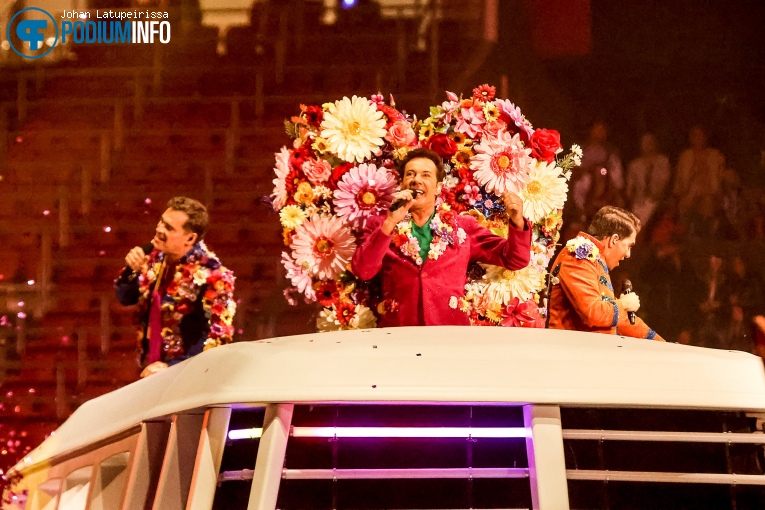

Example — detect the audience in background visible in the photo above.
[625,133,671,226]
[571,121,625,222]
[580,123,765,357]
[673,125,725,217]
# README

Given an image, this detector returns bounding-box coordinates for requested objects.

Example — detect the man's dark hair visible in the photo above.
[167,196,209,240]
[586,206,641,240]
[398,147,446,182]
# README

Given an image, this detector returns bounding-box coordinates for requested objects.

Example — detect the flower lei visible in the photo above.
[136,241,236,358]
[391,203,467,266]
[566,235,600,262]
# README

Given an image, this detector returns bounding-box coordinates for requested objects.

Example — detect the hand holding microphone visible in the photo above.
[382,189,423,234]
[125,242,154,272]
[389,189,424,212]
[620,279,639,325]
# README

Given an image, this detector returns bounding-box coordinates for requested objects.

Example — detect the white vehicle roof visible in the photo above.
[14,326,765,473]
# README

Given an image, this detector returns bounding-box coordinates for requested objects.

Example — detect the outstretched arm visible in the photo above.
[465,215,532,270]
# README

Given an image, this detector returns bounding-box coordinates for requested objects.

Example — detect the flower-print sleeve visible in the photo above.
[201,267,237,350]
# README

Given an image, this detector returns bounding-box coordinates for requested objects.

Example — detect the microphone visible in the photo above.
[140,242,155,257]
[623,279,636,325]
[389,189,424,212]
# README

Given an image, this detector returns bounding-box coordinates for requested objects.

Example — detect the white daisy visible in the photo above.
[320,96,387,163]
[481,264,545,304]
[520,160,569,223]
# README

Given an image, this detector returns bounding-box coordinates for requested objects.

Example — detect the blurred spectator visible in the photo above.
[626,133,671,226]
[754,316,765,359]
[693,252,729,348]
[648,204,685,248]
[718,305,754,353]
[643,243,703,343]
[728,255,765,320]
[673,125,725,217]
[750,210,765,242]
[571,121,625,221]
[720,167,745,237]
[685,195,736,242]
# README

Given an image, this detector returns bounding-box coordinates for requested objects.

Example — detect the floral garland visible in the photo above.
[391,203,466,266]
[271,85,580,331]
[135,241,236,357]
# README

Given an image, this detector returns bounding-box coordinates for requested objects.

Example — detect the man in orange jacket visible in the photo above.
[548,205,665,341]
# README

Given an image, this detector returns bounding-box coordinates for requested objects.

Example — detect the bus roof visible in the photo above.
[13,326,765,474]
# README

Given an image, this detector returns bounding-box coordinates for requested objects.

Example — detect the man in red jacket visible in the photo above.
[547,205,665,341]
[352,148,532,327]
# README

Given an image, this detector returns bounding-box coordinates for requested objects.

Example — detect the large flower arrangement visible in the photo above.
[271,86,581,331]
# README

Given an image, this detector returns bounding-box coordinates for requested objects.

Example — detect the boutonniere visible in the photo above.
[391,203,467,266]
[566,235,600,261]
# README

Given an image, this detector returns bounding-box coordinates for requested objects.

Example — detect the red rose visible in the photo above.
[176,302,190,314]
[328,162,353,190]
[529,129,562,164]
[425,133,458,159]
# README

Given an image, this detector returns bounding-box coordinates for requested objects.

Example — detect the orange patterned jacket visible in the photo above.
[547,232,664,341]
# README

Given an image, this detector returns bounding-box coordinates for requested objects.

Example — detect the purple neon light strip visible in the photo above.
[227,426,528,440]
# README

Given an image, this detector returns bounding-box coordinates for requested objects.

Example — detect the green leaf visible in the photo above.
[284,120,299,139]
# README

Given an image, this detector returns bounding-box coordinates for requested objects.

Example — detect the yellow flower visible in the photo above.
[294,182,314,205]
[485,302,503,323]
[312,137,330,154]
[451,131,468,145]
[393,146,411,160]
[418,123,435,140]
[280,205,308,229]
[483,103,500,122]
[452,147,474,166]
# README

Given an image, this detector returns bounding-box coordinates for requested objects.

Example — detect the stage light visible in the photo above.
[228,426,528,440]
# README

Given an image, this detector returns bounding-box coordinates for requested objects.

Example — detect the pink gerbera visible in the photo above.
[271,147,291,210]
[495,99,534,142]
[281,252,316,300]
[470,128,532,194]
[333,163,397,228]
[290,215,356,280]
